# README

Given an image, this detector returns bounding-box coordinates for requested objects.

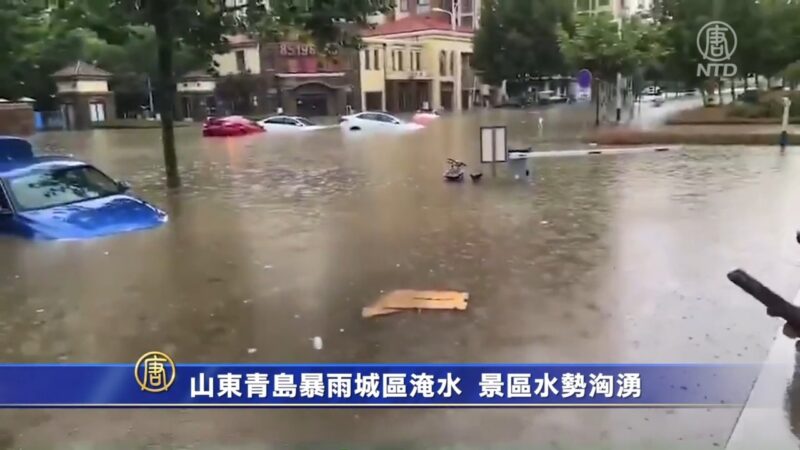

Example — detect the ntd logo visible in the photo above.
[696,21,738,78]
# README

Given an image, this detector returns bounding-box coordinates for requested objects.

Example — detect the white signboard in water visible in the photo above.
[480,126,507,163]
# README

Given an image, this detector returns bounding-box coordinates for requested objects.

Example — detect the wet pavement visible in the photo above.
[2,108,800,448]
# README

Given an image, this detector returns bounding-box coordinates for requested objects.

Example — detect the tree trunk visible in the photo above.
[744,75,749,91]
[152,1,181,188]
[594,78,601,127]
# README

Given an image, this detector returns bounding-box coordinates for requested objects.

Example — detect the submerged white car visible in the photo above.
[258,116,329,132]
[339,112,424,132]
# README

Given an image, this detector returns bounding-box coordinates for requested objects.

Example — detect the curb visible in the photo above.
[513,146,680,159]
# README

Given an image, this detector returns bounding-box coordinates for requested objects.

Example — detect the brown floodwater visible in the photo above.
[1,106,800,449]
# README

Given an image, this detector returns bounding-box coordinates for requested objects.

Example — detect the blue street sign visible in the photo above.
[577,69,592,88]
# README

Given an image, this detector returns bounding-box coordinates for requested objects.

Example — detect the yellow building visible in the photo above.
[360,15,477,113]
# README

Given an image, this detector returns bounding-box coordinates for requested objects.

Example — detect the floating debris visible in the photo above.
[312,336,323,350]
[247,348,257,354]
[362,290,469,318]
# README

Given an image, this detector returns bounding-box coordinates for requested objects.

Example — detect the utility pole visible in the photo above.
[615,0,624,123]
[147,76,155,118]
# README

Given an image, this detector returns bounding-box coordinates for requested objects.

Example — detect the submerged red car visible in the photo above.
[202,116,264,137]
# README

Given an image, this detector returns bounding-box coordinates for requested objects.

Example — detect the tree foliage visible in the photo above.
[558,13,668,82]
[473,0,573,86]
[784,61,800,89]
[655,0,800,86]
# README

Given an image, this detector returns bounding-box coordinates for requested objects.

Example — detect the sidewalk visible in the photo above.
[585,125,800,146]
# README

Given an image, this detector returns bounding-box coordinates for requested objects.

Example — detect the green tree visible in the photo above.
[654,0,712,90]
[784,61,800,89]
[473,0,573,88]
[559,13,668,124]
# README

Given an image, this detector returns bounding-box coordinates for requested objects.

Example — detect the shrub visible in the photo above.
[729,103,769,118]
[738,90,760,104]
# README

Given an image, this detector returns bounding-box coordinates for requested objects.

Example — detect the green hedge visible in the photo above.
[729,91,800,119]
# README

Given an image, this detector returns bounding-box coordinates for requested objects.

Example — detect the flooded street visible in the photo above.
[3,108,800,448]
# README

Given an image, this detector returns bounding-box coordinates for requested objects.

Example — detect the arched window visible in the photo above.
[450,51,455,76]
[439,51,447,76]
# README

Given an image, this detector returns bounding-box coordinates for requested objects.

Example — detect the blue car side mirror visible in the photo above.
[117,180,131,193]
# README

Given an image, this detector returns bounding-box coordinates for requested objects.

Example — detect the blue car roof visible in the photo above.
[0,137,86,179]
[0,157,86,179]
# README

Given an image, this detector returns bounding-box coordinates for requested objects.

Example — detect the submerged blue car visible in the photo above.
[0,136,167,240]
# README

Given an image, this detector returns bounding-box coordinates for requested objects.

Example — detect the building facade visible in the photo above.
[51,61,116,130]
[360,14,477,113]
[213,36,361,117]
[574,0,649,18]
[176,70,217,121]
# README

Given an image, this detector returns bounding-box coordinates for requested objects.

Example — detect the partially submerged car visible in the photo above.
[412,109,441,125]
[0,136,167,240]
[339,112,424,132]
[202,116,264,137]
[257,115,330,133]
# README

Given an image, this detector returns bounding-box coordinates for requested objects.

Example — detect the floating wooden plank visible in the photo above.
[362,290,469,318]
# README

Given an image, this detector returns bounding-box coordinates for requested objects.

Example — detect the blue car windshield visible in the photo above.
[8,166,122,211]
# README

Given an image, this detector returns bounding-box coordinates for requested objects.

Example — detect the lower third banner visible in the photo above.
[0,353,760,407]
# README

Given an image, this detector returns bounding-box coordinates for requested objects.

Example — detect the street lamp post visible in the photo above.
[432,0,459,30]
[615,7,624,123]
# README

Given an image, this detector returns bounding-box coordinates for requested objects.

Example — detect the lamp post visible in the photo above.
[432,0,459,30]
[615,8,624,123]
[781,96,792,152]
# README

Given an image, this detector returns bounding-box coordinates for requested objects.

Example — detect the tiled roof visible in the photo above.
[226,34,258,48]
[363,14,474,37]
[51,61,112,78]
[181,69,215,80]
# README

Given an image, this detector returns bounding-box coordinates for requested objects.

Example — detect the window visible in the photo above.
[89,102,106,122]
[450,51,455,75]
[417,0,430,13]
[376,113,399,123]
[8,166,122,211]
[297,117,315,126]
[363,49,371,70]
[358,113,380,121]
[392,51,397,71]
[439,51,447,76]
[235,50,246,72]
[0,186,10,211]
[400,0,408,11]
[398,51,404,71]
[374,49,380,70]
[266,117,297,125]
